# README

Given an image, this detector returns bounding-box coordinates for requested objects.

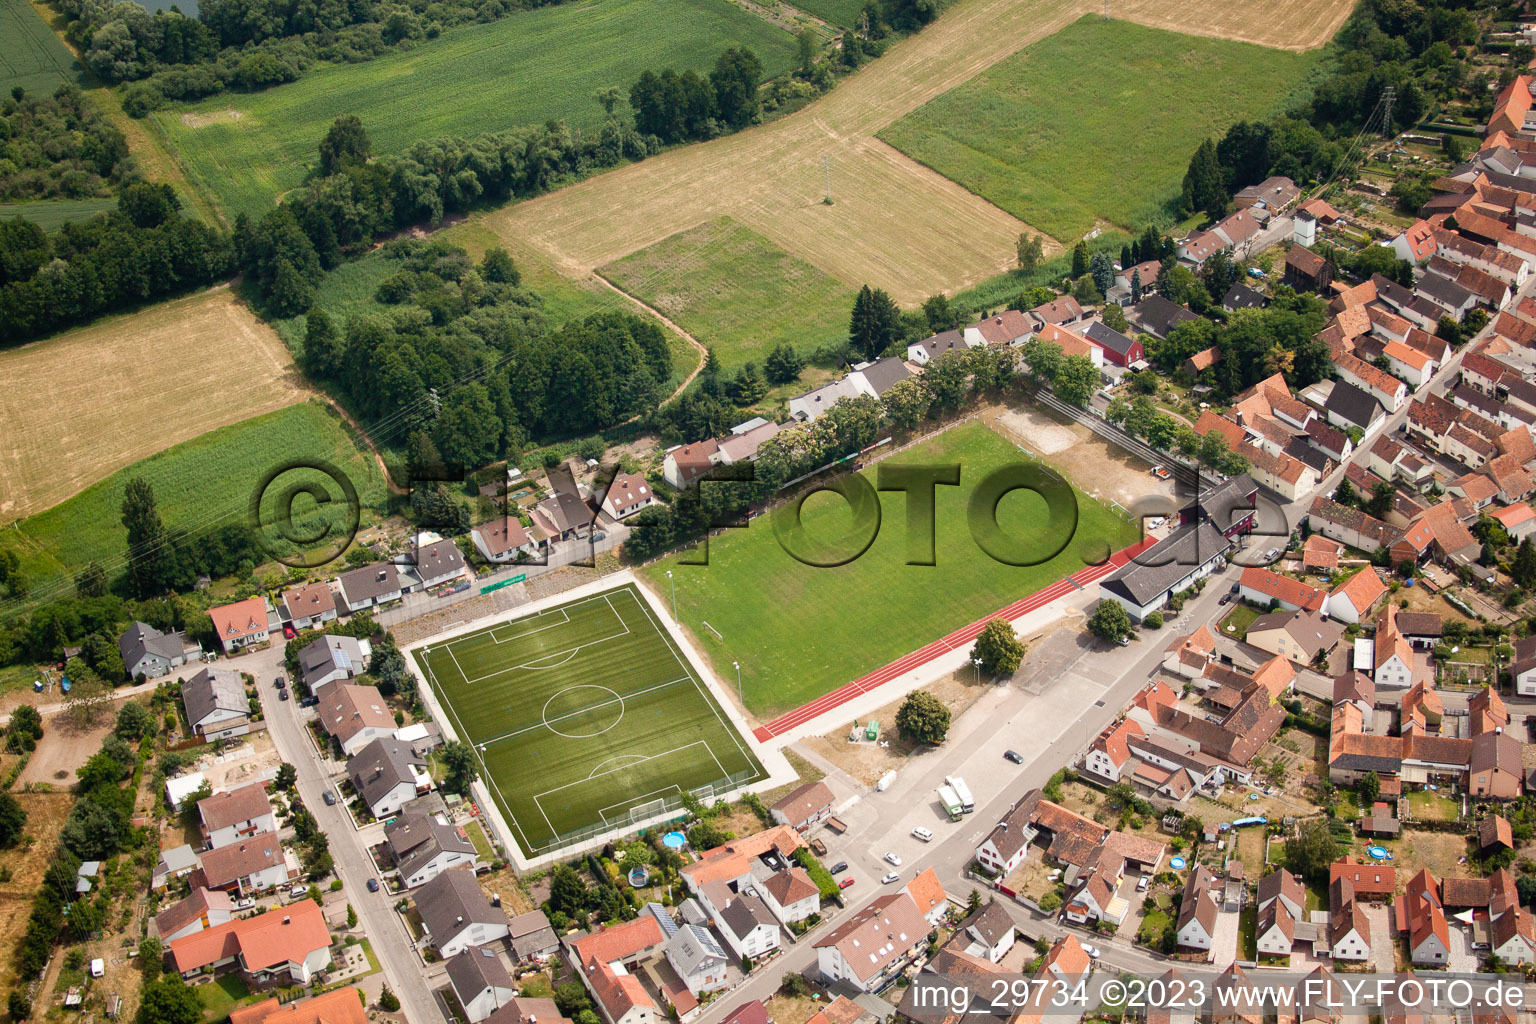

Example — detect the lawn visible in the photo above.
[1218,603,1262,641]
[0,0,80,95]
[412,584,766,856]
[878,17,1325,240]
[0,400,387,599]
[195,974,251,1018]
[0,197,116,231]
[640,420,1141,716]
[1406,789,1462,822]
[600,216,857,371]
[152,0,801,222]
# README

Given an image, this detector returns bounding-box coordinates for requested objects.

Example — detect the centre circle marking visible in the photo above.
[542,685,625,738]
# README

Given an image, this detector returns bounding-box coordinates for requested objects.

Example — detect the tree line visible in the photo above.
[51,0,572,114]
[0,85,136,202]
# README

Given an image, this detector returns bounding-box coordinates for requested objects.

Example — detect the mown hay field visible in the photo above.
[600,216,856,371]
[152,0,802,222]
[879,17,1325,241]
[0,399,385,602]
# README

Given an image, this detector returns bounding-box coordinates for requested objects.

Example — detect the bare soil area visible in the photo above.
[0,793,74,993]
[17,716,114,788]
[989,404,1174,510]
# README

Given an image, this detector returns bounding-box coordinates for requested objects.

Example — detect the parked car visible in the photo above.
[1115,635,1130,647]
[1219,593,1232,605]
[881,872,901,885]
[1137,876,1150,892]
[829,861,849,875]
[300,696,318,708]
[884,852,902,866]
[1004,750,1024,764]
[289,886,308,899]
[912,827,934,842]
[282,624,296,640]
[367,878,381,893]
[274,675,286,688]
[838,877,855,889]
[322,791,337,806]
[279,689,290,701]
[1082,944,1102,959]
[236,897,256,909]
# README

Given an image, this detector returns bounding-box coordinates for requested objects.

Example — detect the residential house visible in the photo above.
[663,924,729,998]
[1284,245,1333,292]
[1027,296,1084,327]
[1243,609,1342,667]
[181,667,249,741]
[1236,176,1300,211]
[279,582,336,630]
[1237,567,1327,613]
[1334,355,1407,413]
[1393,220,1439,263]
[770,780,835,833]
[411,536,467,589]
[1082,321,1143,367]
[1510,634,1536,694]
[1223,283,1268,312]
[229,989,367,1024]
[208,596,271,654]
[447,947,517,1023]
[336,563,404,613]
[1175,866,1219,950]
[508,910,560,964]
[198,836,297,896]
[1333,671,1376,732]
[962,310,1034,348]
[1323,382,1386,436]
[1129,294,1200,339]
[1084,718,1143,782]
[757,868,820,926]
[314,680,393,756]
[570,916,666,1024]
[907,330,977,366]
[1327,878,1371,961]
[719,892,780,960]
[950,902,1014,963]
[198,782,275,850]
[601,472,658,520]
[418,868,510,958]
[152,886,233,943]
[663,439,722,490]
[485,999,574,1024]
[168,899,331,984]
[1256,899,1295,956]
[1327,568,1387,626]
[904,867,949,927]
[299,636,372,693]
[789,378,864,423]
[1257,869,1305,922]
[347,737,432,818]
[815,893,930,992]
[386,806,479,888]
[119,621,200,680]
[1302,535,1343,573]
[715,419,786,466]
[471,517,540,564]
[1400,869,1451,965]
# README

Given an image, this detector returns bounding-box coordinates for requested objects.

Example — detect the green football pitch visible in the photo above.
[412,584,766,856]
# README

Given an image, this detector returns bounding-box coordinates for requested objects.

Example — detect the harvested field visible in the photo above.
[0,288,306,524]
[488,0,1353,304]
[0,792,74,992]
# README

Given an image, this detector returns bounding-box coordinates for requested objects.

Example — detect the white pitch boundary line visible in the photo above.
[534,739,712,800]
[486,607,572,644]
[476,675,695,747]
[629,587,763,785]
[597,784,683,827]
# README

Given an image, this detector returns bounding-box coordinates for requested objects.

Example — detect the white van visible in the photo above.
[912,826,934,842]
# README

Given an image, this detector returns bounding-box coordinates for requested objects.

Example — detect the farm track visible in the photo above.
[487,0,1355,303]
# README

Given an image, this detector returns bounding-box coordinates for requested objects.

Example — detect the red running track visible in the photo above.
[751,536,1158,741]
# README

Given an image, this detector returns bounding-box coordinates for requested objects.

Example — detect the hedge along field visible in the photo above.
[152,0,802,222]
[0,400,386,601]
[639,421,1141,716]
[599,216,857,371]
[878,17,1324,241]
[0,0,78,95]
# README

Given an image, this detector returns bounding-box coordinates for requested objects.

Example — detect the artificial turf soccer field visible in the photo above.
[412,584,766,855]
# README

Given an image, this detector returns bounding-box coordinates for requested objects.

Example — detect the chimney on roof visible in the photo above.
[283,916,290,924]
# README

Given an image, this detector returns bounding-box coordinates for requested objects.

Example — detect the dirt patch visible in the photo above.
[0,792,74,992]
[194,733,281,791]
[17,716,114,788]
[179,109,243,128]
[801,662,992,786]
[1391,829,1472,890]
[988,403,1174,510]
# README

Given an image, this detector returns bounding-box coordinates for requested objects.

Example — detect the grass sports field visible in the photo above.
[600,217,856,371]
[0,400,385,605]
[0,0,78,95]
[640,421,1140,716]
[879,18,1324,240]
[153,0,801,222]
[414,584,765,856]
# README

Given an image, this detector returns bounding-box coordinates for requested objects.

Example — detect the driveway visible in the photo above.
[1364,903,1394,970]
[1209,907,1241,964]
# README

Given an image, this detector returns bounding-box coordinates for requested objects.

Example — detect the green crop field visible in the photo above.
[0,198,117,231]
[640,421,1141,716]
[153,0,801,222]
[413,584,765,855]
[879,17,1323,241]
[600,216,855,371]
[0,0,79,95]
[0,400,387,600]
[792,0,864,27]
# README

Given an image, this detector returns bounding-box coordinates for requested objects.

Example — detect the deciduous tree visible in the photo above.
[896,690,950,745]
[971,618,1025,676]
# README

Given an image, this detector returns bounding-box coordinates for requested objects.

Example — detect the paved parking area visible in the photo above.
[1365,904,1394,970]
[1210,908,1241,964]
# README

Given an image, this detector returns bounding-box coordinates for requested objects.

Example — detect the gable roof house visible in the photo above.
[601,472,658,520]
[963,310,1035,348]
[119,621,200,681]
[1235,176,1300,212]
[814,892,930,993]
[907,329,978,366]
[663,923,729,999]
[1323,381,1386,435]
[718,891,780,961]
[770,780,835,833]
[229,988,367,1024]
[314,679,392,755]
[418,868,510,959]
[168,898,331,984]
[1511,633,1536,695]
[1223,283,1268,312]
[1082,321,1143,367]
[1237,567,1327,614]
[757,867,821,926]
[1284,244,1333,292]
[789,377,865,423]
[1327,877,1371,961]
[471,517,539,565]
[1334,354,1408,413]
[950,902,1016,963]
[1243,609,1342,667]
[153,886,234,943]
[1399,869,1451,965]
[662,438,721,491]
[347,737,432,819]
[1328,568,1387,626]
[904,866,949,927]
[336,562,404,614]
[198,782,276,851]
[182,667,250,741]
[1256,897,1296,956]
[1175,866,1219,950]
[1129,294,1200,339]
[1085,718,1144,782]
[386,806,479,889]
[447,947,517,1023]
[1097,523,1233,621]
[508,910,559,964]
[279,581,337,630]
[1027,296,1085,327]
[198,835,298,896]
[299,635,372,692]
[208,596,271,654]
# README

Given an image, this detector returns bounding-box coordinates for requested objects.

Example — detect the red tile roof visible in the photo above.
[1240,567,1326,612]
